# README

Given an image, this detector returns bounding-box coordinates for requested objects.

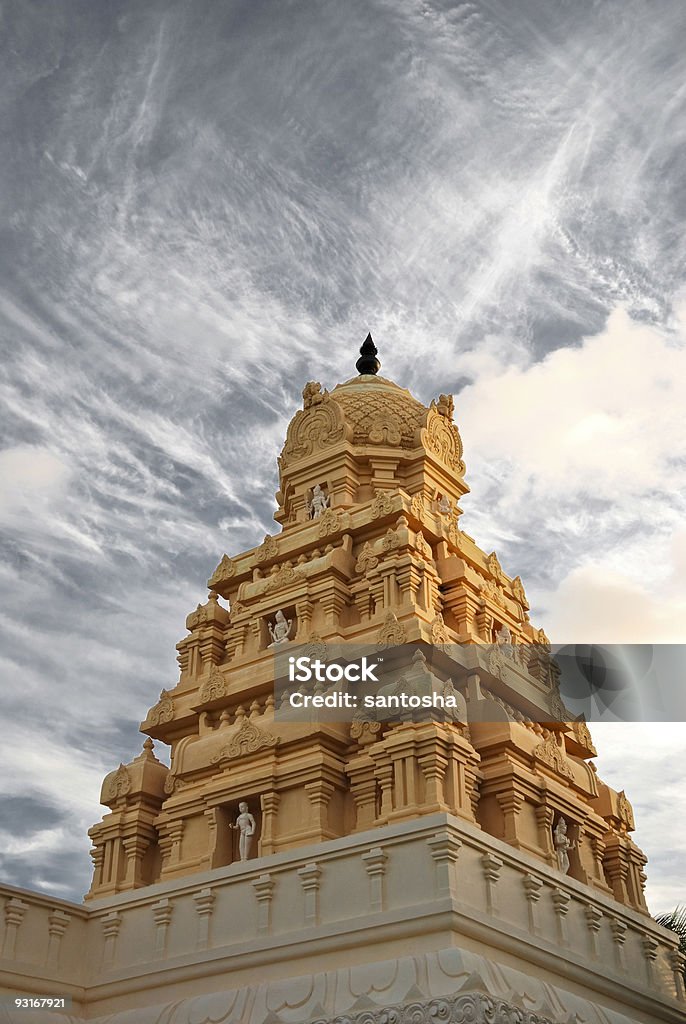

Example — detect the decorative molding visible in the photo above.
[145,689,175,726]
[210,715,278,763]
[102,764,132,802]
[355,542,379,574]
[370,489,395,518]
[376,611,407,649]
[533,734,574,779]
[255,534,279,563]
[198,664,229,704]
[208,554,236,588]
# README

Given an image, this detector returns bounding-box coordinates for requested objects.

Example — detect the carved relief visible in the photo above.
[376,611,407,649]
[415,531,432,559]
[410,492,425,519]
[102,765,131,802]
[145,689,175,726]
[350,716,382,744]
[310,994,553,1024]
[370,489,395,518]
[186,603,208,631]
[208,554,236,588]
[512,574,529,609]
[421,408,466,475]
[533,734,574,779]
[304,633,328,662]
[210,715,278,763]
[431,612,450,644]
[198,664,229,704]
[355,542,379,575]
[281,389,347,465]
[618,790,635,830]
[487,551,505,584]
[255,535,278,564]
[381,526,401,552]
[317,507,345,537]
[368,413,401,445]
[265,561,303,592]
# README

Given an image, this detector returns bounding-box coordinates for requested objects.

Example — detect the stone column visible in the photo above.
[427,830,461,900]
[193,888,215,951]
[584,903,603,959]
[362,847,387,913]
[252,873,275,936]
[481,853,503,915]
[101,911,122,969]
[46,909,70,970]
[152,898,173,959]
[260,792,280,855]
[298,862,322,926]
[2,898,28,959]
[522,874,543,936]
[551,888,570,947]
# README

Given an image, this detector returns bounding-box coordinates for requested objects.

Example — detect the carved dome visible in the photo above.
[330,375,428,450]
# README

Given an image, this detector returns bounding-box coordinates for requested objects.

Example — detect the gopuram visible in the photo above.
[0,337,683,1023]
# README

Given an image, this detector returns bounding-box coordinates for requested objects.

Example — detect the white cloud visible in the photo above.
[0,445,72,523]
[457,308,686,500]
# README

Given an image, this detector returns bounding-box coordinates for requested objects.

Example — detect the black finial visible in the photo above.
[356,332,380,375]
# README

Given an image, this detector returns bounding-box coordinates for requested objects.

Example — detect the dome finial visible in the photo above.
[356,332,380,375]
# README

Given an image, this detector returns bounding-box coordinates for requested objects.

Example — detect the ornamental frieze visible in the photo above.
[310,992,556,1024]
[210,714,278,763]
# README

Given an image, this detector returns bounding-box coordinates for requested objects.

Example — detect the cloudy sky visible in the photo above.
[1,0,685,911]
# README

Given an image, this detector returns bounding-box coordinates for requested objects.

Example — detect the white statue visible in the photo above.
[230,801,256,861]
[553,816,575,874]
[437,493,452,514]
[308,484,329,519]
[268,609,292,647]
[495,623,513,659]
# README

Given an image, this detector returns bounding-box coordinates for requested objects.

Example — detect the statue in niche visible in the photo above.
[437,493,452,515]
[553,816,575,874]
[230,801,256,861]
[268,609,293,647]
[308,483,330,519]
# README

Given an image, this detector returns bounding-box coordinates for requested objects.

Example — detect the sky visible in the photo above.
[0,0,685,911]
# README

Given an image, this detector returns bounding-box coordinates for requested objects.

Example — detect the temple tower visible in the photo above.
[88,338,648,918]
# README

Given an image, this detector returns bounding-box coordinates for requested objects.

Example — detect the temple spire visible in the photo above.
[355,332,380,375]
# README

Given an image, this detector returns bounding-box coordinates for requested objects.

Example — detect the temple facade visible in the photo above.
[0,337,683,1023]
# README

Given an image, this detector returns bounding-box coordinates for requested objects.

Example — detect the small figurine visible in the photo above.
[553,816,576,874]
[268,609,293,647]
[230,801,256,861]
[495,623,514,659]
[308,483,330,519]
[437,494,452,515]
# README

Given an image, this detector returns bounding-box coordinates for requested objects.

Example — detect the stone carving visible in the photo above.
[431,612,450,644]
[571,717,597,755]
[487,551,505,584]
[307,483,330,518]
[317,507,344,536]
[230,801,256,861]
[208,554,236,588]
[618,790,635,830]
[381,525,401,552]
[376,611,407,649]
[368,413,401,445]
[163,772,187,795]
[480,577,506,609]
[186,603,208,630]
[145,689,175,726]
[495,623,514,659]
[350,715,382,744]
[415,530,432,559]
[102,764,131,803]
[437,493,452,515]
[422,407,466,475]
[281,388,347,464]
[311,993,555,1024]
[533,733,574,779]
[199,664,228,704]
[304,633,328,662]
[211,714,278,762]
[265,561,303,593]
[255,534,278,563]
[333,386,426,449]
[302,381,325,408]
[268,610,293,646]
[554,817,576,874]
[355,542,379,575]
[512,574,529,609]
[370,489,394,518]
[410,491,425,519]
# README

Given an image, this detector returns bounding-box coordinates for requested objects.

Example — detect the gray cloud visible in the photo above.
[1,0,685,906]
